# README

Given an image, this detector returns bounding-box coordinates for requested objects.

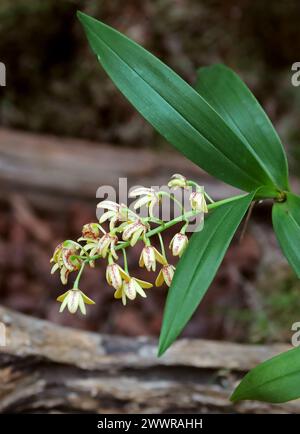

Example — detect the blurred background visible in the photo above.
[0,0,300,344]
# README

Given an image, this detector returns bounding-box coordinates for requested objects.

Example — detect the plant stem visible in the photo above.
[204,191,214,203]
[73,262,85,289]
[157,232,166,258]
[207,193,246,209]
[78,193,248,263]
[122,248,128,273]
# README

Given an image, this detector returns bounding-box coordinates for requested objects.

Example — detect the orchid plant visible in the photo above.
[51,11,300,405]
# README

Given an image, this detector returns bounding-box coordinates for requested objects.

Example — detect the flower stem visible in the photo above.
[204,191,214,204]
[160,191,186,214]
[122,248,128,273]
[157,232,166,259]
[73,262,86,289]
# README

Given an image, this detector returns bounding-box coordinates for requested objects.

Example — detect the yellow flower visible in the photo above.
[139,245,166,272]
[122,220,149,246]
[57,288,95,315]
[169,233,188,257]
[155,264,176,287]
[97,200,128,230]
[106,263,127,290]
[85,233,118,260]
[50,241,81,285]
[113,271,152,306]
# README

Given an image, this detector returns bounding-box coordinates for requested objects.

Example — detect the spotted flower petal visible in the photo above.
[169,233,188,257]
[155,264,175,287]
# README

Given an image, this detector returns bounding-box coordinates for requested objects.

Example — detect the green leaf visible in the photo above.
[272,192,300,278]
[77,12,278,194]
[158,192,255,356]
[231,346,300,403]
[195,64,289,191]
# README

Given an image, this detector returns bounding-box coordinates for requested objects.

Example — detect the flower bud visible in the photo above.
[139,245,166,272]
[139,246,156,272]
[82,223,101,240]
[168,173,187,189]
[106,263,123,290]
[190,190,208,213]
[169,233,188,257]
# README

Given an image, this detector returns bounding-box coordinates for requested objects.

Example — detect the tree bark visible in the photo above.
[0,305,297,414]
[0,128,240,208]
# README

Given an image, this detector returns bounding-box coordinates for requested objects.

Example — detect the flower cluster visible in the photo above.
[51,174,211,314]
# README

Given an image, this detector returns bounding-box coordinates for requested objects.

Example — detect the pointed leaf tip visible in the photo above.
[195,64,289,191]
[230,389,240,403]
[157,347,165,358]
[76,10,85,21]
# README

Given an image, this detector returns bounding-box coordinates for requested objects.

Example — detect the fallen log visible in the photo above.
[0,128,239,207]
[0,305,297,414]
[1,127,299,213]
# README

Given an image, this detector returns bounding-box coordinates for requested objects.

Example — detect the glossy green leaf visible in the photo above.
[231,346,300,403]
[195,64,289,191]
[158,192,255,356]
[272,192,300,278]
[78,12,278,193]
